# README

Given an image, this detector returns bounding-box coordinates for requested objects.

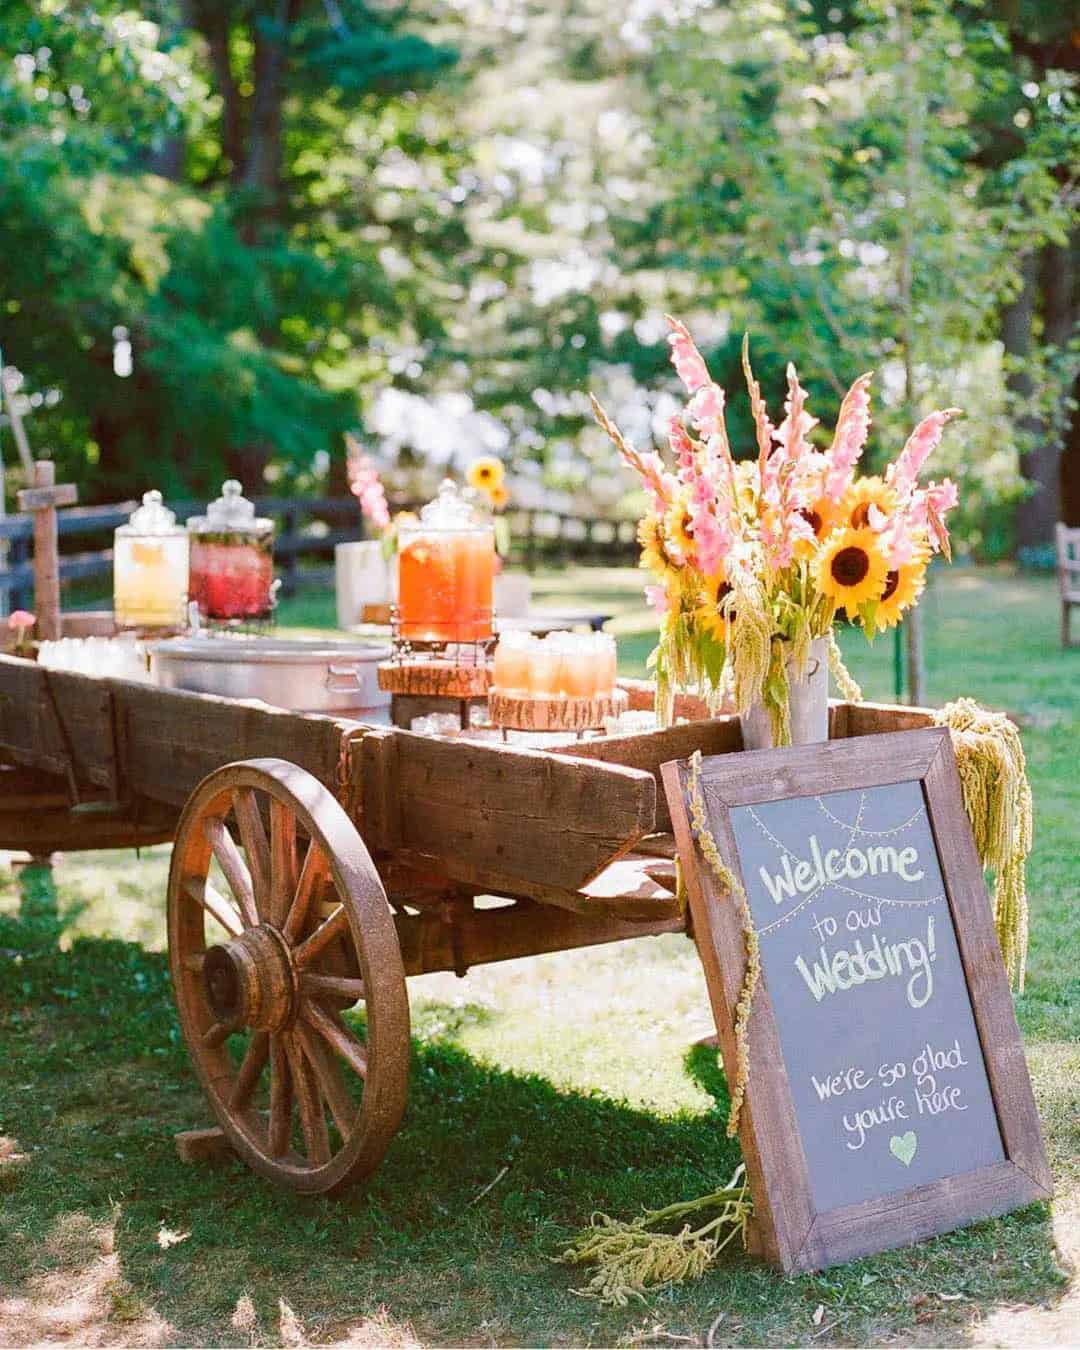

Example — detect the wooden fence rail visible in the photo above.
[0,494,638,612]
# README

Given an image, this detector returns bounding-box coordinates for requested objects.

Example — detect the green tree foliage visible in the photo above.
[0,1,455,500]
[614,0,1077,556]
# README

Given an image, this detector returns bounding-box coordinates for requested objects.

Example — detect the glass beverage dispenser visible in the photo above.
[397,480,495,643]
[187,480,275,622]
[113,490,189,628]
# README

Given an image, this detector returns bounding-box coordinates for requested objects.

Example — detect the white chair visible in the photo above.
[1056,523,1080,648]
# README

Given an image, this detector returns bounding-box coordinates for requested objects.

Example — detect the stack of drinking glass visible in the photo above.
[491,631,617,700]
[37,636,151,682]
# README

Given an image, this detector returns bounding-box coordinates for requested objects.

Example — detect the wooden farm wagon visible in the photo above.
[0,642,936,1194]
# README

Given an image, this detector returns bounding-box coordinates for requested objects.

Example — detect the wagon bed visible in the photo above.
[0,651,936,1191]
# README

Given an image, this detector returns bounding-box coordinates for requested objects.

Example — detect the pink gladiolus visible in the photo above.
[879,508,919,568]
[666,315,710,393]
[690,506,731,576]
[824,371,874,502]
[925,478,959,559]
[346,435,391,531]
[773,364,818,463]
[887,408,962,496]
[668,416,697,475]
[8,609,35,631]
[741,335,775,489]
[688,383,725,441]
[644,583,670,617]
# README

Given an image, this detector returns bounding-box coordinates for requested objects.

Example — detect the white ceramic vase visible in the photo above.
[739,635,830,751]
[335,541,389,630]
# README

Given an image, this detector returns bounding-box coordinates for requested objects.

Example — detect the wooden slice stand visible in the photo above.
[489,686,628,732]
[377,659,492,699]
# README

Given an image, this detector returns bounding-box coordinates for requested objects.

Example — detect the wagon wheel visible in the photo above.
[167,758,410,1193]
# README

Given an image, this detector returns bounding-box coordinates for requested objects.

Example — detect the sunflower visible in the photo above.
[870,551,929,632]
[793,494,842,559]
[466,457,506,492]
[839,475,897,531]
[664,492,696,563]
[637,513,677,578]
[487,484,510,510]
[814,526,889,614]
[695,567,734,641]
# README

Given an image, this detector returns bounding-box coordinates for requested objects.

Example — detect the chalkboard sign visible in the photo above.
[662,727,1051,1273]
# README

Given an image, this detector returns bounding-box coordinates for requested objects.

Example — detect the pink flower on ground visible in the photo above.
[824,371,874,502]
[8,610,35,631]
[886,409,962,497]
[665,316,710,393]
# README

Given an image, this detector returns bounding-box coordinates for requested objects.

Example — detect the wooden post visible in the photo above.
[15,460,77,641]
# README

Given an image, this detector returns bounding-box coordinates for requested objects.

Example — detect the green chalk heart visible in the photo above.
[890,1131,918,1167]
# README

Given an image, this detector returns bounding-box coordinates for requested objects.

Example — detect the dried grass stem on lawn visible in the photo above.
[558,1167,751,1307]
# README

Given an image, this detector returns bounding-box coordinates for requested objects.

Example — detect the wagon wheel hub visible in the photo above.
[203,925,296,1032]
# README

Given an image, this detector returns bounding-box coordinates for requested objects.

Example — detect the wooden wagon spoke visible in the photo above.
[183,875,244,938]
[292,903,348,968]
[231,788,271,920]
[300,971,365,1004]
[284,1031,331,1167]
[301,999,368,1081]
[269,799,298,928]
[294,1021,356,1138]
[229,1030,270,1111]
[167,757,409,1193]
[281,840,330,945]
[202,1020,231,1049]
[203,817,260,930]
[268,1033,294,1158]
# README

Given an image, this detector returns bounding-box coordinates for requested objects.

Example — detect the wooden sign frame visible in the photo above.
[662,726,1051,1273]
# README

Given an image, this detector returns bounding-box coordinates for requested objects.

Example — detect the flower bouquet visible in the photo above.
[593,318,961,745]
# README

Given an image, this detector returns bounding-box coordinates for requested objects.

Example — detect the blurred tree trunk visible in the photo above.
[242,0,300,210]
[187,1,303,486]
[1001,253,1056,551]
[1005,233,1079,548]
[1043,233,1080,528]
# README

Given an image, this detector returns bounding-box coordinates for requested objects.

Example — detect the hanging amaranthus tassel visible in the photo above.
[558,1167,751,1306]
[933,698,1033,990]
[687,750,760,1137]
[827,630,863,702]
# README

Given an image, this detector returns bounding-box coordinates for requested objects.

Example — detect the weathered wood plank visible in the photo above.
[0,799,176,853]
[393,898,681,976]
[175,1127,234,1166]
[844,700,936,736]
[114,682,359,807]
[0,657,118,788]
[366,729,656,893]
[563,716,743,832]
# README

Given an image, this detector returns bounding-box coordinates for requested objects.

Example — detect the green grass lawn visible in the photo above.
[1,566,1077,1347]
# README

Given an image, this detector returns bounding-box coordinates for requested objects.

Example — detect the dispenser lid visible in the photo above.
[188,480,272,535]
[415,478,491,531]
[117,490,184,537]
